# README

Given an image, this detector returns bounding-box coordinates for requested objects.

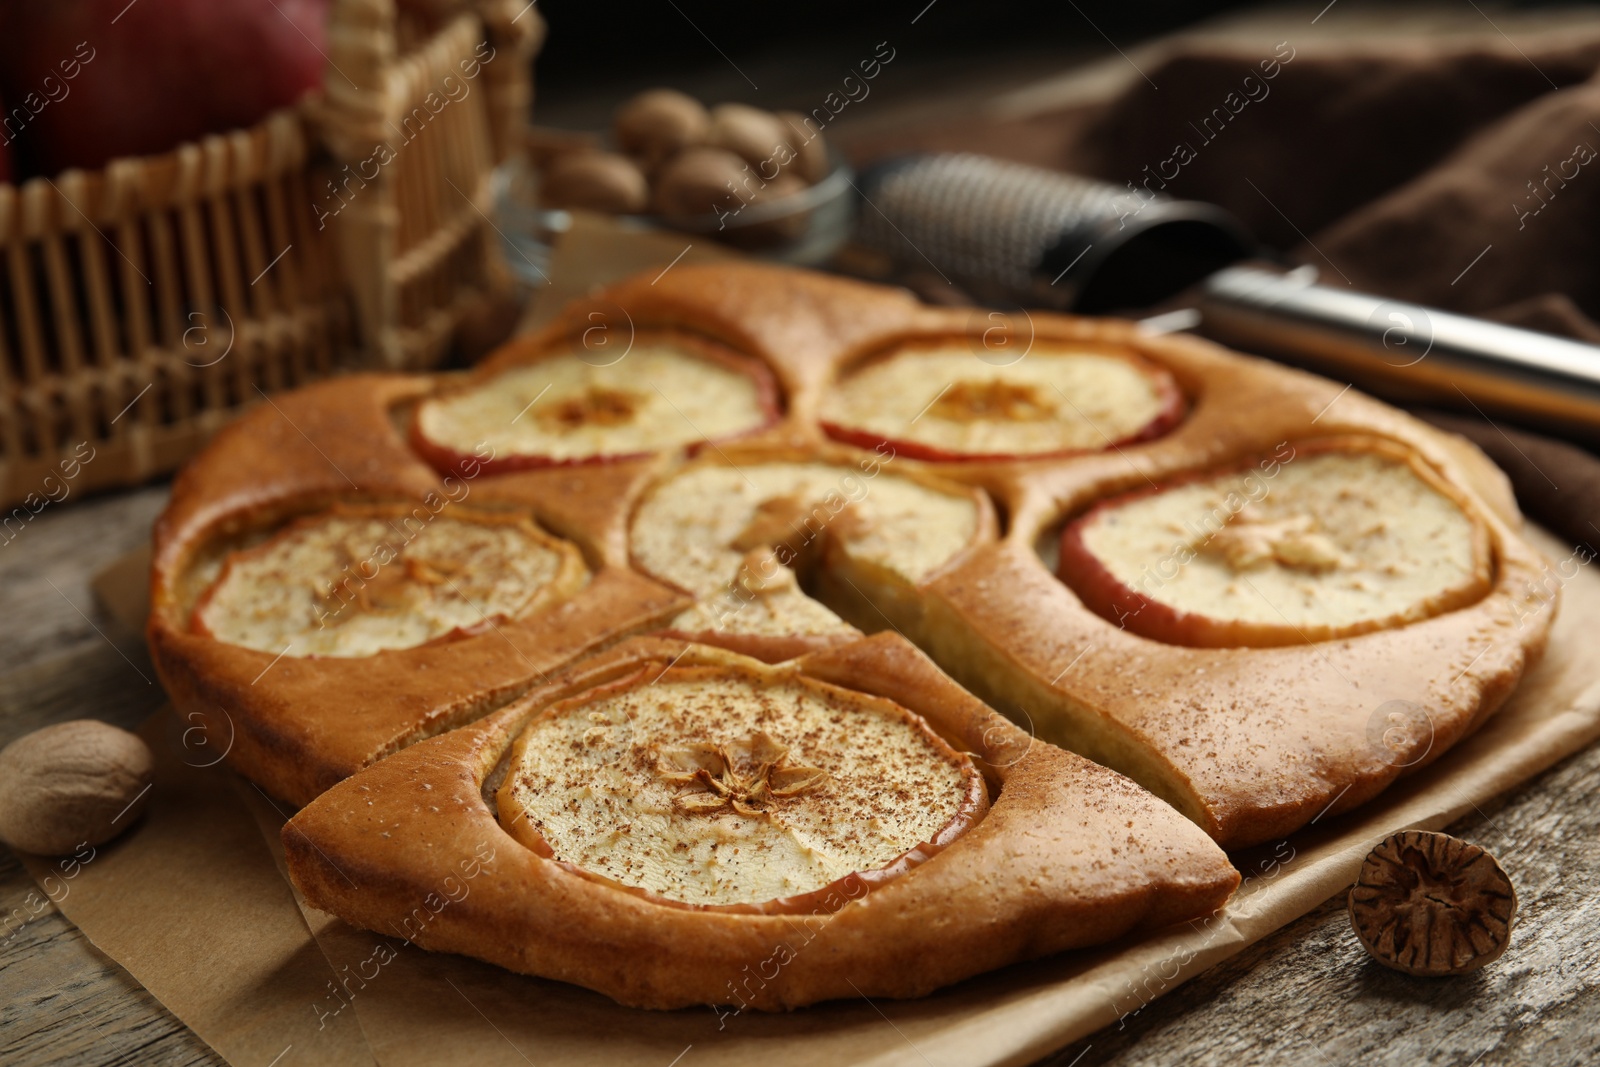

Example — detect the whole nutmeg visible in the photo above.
[777,111,830,185]
[708,103,791,173]
[0,721,154,855]
[654,146,751,220]
[540,151,650,214]
[613,88,711,167]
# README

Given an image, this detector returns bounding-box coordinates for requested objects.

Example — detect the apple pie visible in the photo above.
[148,261,1555,1007]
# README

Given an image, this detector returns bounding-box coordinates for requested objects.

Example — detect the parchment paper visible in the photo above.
[45,512,1600,1067]
[17,706,377,1067]
[28,219,1600,1066]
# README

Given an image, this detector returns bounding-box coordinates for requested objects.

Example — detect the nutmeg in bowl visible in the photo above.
[708,102,792,173]
[541,151,650,214]
[613,88,711,170]
[524,88,855,263]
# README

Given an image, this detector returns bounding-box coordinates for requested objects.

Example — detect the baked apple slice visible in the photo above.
[411,330,780,474]
[629,457,989,660]
[497,655,988,911]
[193,503,589,657]
[1058,437,1494,647]
[820,338,1183,462]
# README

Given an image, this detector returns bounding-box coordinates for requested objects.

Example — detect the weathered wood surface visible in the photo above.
[1051,739,1600,1067]
[4,482,1599,1067]
[0,483,223,1067]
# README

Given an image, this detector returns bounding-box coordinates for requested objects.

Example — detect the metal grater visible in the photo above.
[854,153,1254,313]
[851,153,1600,440]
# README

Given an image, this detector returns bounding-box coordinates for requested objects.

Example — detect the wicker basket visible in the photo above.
[0,0,544,515]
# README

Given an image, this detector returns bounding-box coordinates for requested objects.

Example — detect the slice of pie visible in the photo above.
[147,377,691,807]
[497,659,987,910]
[898,419,1553,847]
[284,635,1240,1009]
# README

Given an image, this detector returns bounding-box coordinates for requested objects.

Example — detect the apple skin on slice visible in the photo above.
[1057,439,1494,649]
[410,332,782,477]
[819,340,1185,464]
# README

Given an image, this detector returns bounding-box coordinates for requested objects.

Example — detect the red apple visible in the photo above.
[0,0,329,176]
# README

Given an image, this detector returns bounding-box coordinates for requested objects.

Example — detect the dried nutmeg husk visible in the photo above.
[1348,829,1516,977]
[0,720,154,855]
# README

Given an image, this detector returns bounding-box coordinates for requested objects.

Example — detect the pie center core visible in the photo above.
[1198,512,1352,573]
[655,730,829,816]
[536,385,642,431]
[930,379,1056,423]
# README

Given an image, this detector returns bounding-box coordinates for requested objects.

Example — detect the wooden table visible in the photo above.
[9,2,1600,1058]
[3,484,1599,1067]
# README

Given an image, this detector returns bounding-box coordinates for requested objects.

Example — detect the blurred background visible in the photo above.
[2,0,1599,519]
[532,0,1257,126]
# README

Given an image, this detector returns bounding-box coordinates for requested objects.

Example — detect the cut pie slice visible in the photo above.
[1058,437,1494,647]
[283,635,1240,1010]
[897,423,1553,848]
[194,503,590,658]
[411,330,780,474]
[820,337,1183,462]
[628,453,994,660]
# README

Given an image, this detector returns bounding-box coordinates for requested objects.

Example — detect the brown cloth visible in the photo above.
[844,20,1600,552]
[854,24,1600,337]
[1074,36,1600,331]
[1418,412,1600,557]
